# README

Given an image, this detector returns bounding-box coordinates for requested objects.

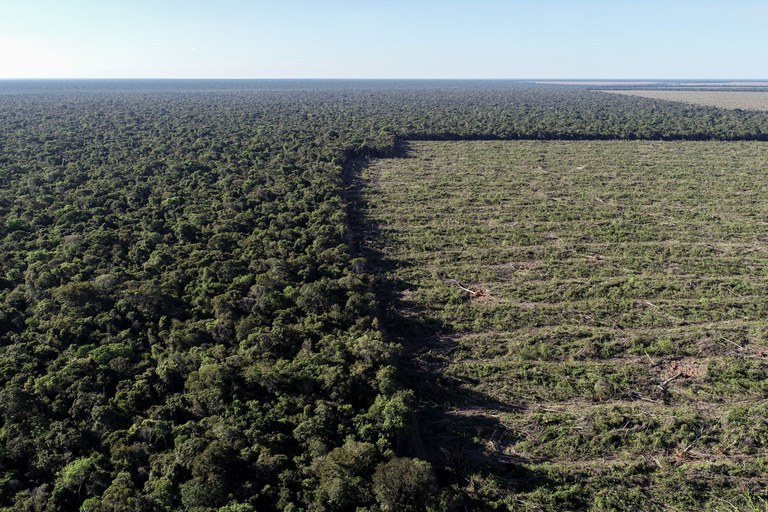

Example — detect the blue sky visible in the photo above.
[1,0,766,79]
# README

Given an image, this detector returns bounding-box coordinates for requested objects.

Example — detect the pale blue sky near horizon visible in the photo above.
[1,0,766,79]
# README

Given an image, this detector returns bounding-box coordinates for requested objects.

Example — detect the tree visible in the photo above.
[312,441,377,511]
[373,457,436,512]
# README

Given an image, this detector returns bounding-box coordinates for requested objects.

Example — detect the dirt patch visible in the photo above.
[663,359,707,380]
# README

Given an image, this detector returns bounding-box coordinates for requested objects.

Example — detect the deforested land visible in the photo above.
[605,90,768,112]
[361,140,768,510]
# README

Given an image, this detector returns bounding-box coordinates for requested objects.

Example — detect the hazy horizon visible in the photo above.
[2,78,768,81]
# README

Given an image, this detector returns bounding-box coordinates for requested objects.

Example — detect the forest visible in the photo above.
[1,80,768,511]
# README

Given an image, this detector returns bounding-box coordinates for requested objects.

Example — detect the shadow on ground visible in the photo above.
[342,143,553,505]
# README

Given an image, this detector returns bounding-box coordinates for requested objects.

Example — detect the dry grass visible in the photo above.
[604,90,768,111]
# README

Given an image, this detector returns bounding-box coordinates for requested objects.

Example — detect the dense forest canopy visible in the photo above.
[1,81,768,511]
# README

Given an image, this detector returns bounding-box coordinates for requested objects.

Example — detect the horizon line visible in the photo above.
[2,77,768,82]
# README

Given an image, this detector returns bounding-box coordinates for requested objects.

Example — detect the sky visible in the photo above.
[1,0,767,79]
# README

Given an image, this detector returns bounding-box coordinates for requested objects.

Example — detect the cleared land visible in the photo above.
[606,90,768,111]
[362,140,768,509]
